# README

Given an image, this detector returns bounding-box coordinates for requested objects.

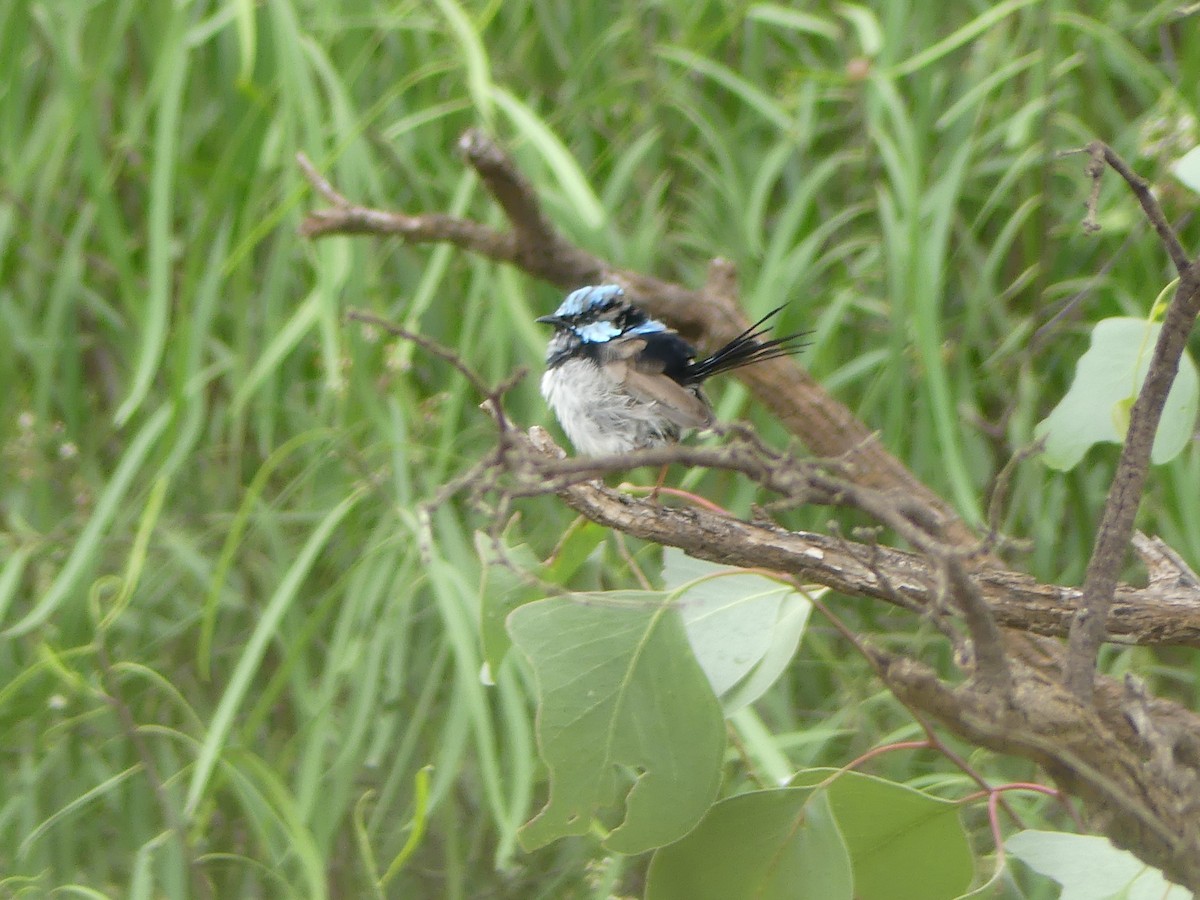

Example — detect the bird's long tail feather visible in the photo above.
[686,306,809,382]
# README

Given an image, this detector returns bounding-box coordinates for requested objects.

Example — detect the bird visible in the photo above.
[537,284,807,456]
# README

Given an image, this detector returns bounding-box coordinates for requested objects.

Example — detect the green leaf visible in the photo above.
[475,531,543,678]
[184,489,366,817]
[1006,830,1191,900]
[797,770,974,900]
[720,595,812,714]
[747,5,841,41]
[1172,145,1200,195]
[432,0,494,125]
[543,519,606,585]
[1035,316,1199,470]
[508,593,725,853]
[476,521,607,678]
[888,0,1040,77]
[663,549,814,713]
[656,46,793,132]
[645,788,853,900]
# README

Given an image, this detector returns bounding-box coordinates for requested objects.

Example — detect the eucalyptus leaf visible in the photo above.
[719,593,812,714]
[647,771,973,900]
[1035,316,1198,470]
[1006,830,1191,900]
[663,548,814,712]
[646,787,853,900]
[475,531,543,678]
[1171,145,1200,195]
[793,769,974,900]
[508,593,725,853]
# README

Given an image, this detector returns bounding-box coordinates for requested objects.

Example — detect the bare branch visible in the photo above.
[1082,141,1190,274]
[503,427,1200,646]
[458,128,561,251]
[942,556,1012,694]
[1067,142,1200,701]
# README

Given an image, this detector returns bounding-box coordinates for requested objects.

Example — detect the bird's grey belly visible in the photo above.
[541,360,682,455]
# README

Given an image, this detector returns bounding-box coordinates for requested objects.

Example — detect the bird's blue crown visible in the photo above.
[553,284,625,318]
[548,285,668,344]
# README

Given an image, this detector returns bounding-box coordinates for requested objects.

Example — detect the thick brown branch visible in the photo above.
[880,655,1200,891]
[1067,142,1200,700]
[517,428,1200,645]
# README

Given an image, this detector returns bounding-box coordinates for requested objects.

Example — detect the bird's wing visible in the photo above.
[600,336,713,429]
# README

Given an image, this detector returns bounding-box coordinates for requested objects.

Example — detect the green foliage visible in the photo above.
[1174,145,1200,194]
[1006,831,1192,900]
[509,593,726,852]
[647,772,974,900]
[665,547,814,713]
[647,788,853,900]
[1036,315,1199,470]
[2,0,1199,896]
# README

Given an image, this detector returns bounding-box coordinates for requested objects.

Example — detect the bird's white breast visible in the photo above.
[541,358,682,455]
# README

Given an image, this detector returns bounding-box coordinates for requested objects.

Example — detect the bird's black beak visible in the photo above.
[536,314,568,327]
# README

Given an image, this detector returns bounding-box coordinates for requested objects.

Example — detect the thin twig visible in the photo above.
[296,152,350,207]
[1085,142,1190,274]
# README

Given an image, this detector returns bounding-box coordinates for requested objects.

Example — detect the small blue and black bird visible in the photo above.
[538,284,807,456]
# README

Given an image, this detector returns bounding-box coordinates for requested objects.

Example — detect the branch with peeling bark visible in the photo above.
[502,427,1200,647]
[300,131,1200,890]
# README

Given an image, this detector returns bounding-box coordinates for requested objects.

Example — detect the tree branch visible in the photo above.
[309,134,1200,890]
[1067,142,1200,701]
[507,427,1200,646]
[297,134,976,544]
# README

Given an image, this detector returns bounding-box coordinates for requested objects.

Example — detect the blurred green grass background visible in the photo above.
[1,0,1198,896]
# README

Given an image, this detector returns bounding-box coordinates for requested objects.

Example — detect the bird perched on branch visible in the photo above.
[538,284,807,456]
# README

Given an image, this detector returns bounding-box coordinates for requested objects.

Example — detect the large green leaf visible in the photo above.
[508,593,726,853]
[1035,316,1199,470]
[476,521,606,678]
[645,788,853,900]
[648,772,972,900]
[1006,830,1191,900]
[800,770,974,900]
[663,549,814,713]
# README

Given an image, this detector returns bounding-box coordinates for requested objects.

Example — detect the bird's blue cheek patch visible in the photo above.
[574,321,622,343]
[627,319,668,336]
